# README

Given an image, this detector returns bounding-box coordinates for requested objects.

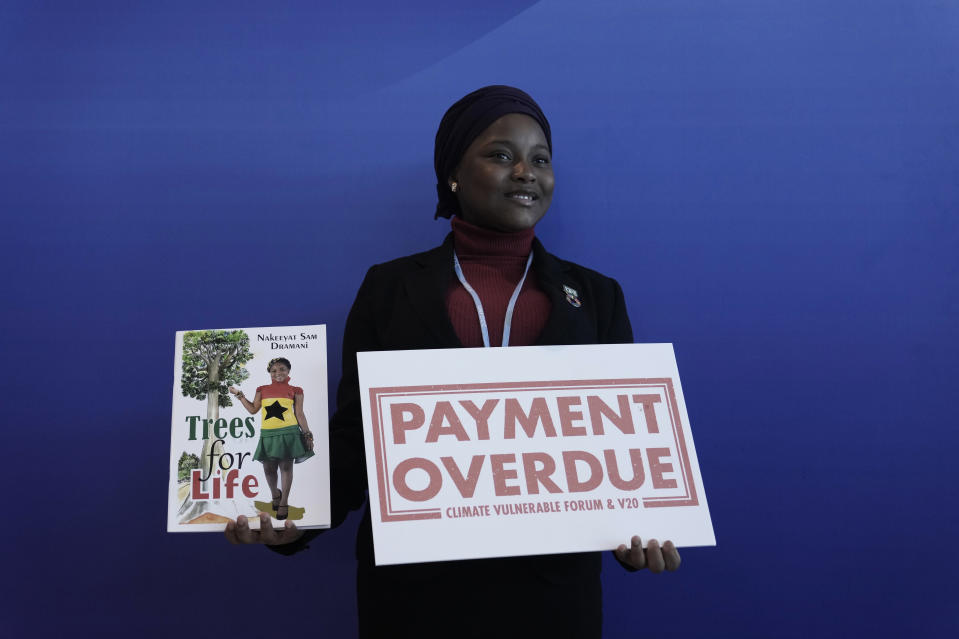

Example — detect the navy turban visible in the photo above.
[434,85,552,219]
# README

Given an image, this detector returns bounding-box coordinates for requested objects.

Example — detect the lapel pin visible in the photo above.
[563,285,582,308]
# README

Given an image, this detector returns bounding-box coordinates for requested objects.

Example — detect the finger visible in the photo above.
[614,543,629,564]
[629,535,646,571]
[224,519,242,545]
[273,519,303,545]
[646,539,666,573]
[233,515,257,544]
[257,513,278,544]
[663,540,682,571]
[613,544,639,572]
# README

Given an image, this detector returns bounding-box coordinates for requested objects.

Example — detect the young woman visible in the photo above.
[229,357,313,520]
[226,86,681,637]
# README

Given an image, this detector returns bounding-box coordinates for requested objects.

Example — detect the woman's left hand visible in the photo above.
[302,431,314,451]
[613,536,681,573]
[225,514,304,546]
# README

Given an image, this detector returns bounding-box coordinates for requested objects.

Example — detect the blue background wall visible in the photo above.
[2,1,957,636]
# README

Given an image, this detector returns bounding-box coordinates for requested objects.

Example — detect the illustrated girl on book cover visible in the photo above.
[230,357,314,520]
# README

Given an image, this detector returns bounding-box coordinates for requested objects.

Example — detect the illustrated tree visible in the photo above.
[178,329,254,521]
[177,452,201,482]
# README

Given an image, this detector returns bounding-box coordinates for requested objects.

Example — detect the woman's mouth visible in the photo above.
[506,191,538,204]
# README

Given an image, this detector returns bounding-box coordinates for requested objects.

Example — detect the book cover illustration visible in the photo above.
[167,325,330,532]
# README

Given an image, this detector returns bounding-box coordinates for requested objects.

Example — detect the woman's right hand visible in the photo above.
[228,386,240,396]
[224,513,304,546]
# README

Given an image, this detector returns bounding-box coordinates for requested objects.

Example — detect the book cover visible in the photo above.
[167,325,330,532]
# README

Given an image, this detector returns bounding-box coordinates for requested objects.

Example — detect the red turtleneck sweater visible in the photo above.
[446,217,552,347]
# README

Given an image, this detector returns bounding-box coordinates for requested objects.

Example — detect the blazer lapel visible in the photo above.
[533,239,593,346]
[402,234,462,348]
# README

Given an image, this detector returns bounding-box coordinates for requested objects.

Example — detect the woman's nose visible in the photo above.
[512,161,534,181]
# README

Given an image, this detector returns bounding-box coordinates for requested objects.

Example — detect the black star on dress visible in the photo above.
[264,400,289,422]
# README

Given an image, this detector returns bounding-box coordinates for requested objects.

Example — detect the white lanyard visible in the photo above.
[452,251,533,348]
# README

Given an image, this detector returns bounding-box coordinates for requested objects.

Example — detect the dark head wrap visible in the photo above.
[434,85,552,219]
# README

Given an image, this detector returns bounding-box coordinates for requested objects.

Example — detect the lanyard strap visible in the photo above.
[453,251,534,348]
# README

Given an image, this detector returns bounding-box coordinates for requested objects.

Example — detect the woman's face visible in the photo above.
[269,363,290,383]
[451,113,554,232]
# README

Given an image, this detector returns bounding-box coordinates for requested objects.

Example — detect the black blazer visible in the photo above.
[287,234,633,637]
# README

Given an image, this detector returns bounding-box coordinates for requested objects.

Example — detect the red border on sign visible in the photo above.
[368,378,699,522]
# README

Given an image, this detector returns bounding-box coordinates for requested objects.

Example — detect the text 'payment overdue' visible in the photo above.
[358,344,715,564]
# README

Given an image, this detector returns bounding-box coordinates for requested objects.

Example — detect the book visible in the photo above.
[167,325,330,532]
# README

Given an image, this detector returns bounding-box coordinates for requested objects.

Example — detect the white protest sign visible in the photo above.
[357,343,714,565]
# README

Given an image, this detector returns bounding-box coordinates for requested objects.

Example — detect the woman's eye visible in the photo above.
[490,151,511,160]
[533,157,551,165]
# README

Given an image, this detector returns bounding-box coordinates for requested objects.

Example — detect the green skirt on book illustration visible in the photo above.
[253,425,314,464]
